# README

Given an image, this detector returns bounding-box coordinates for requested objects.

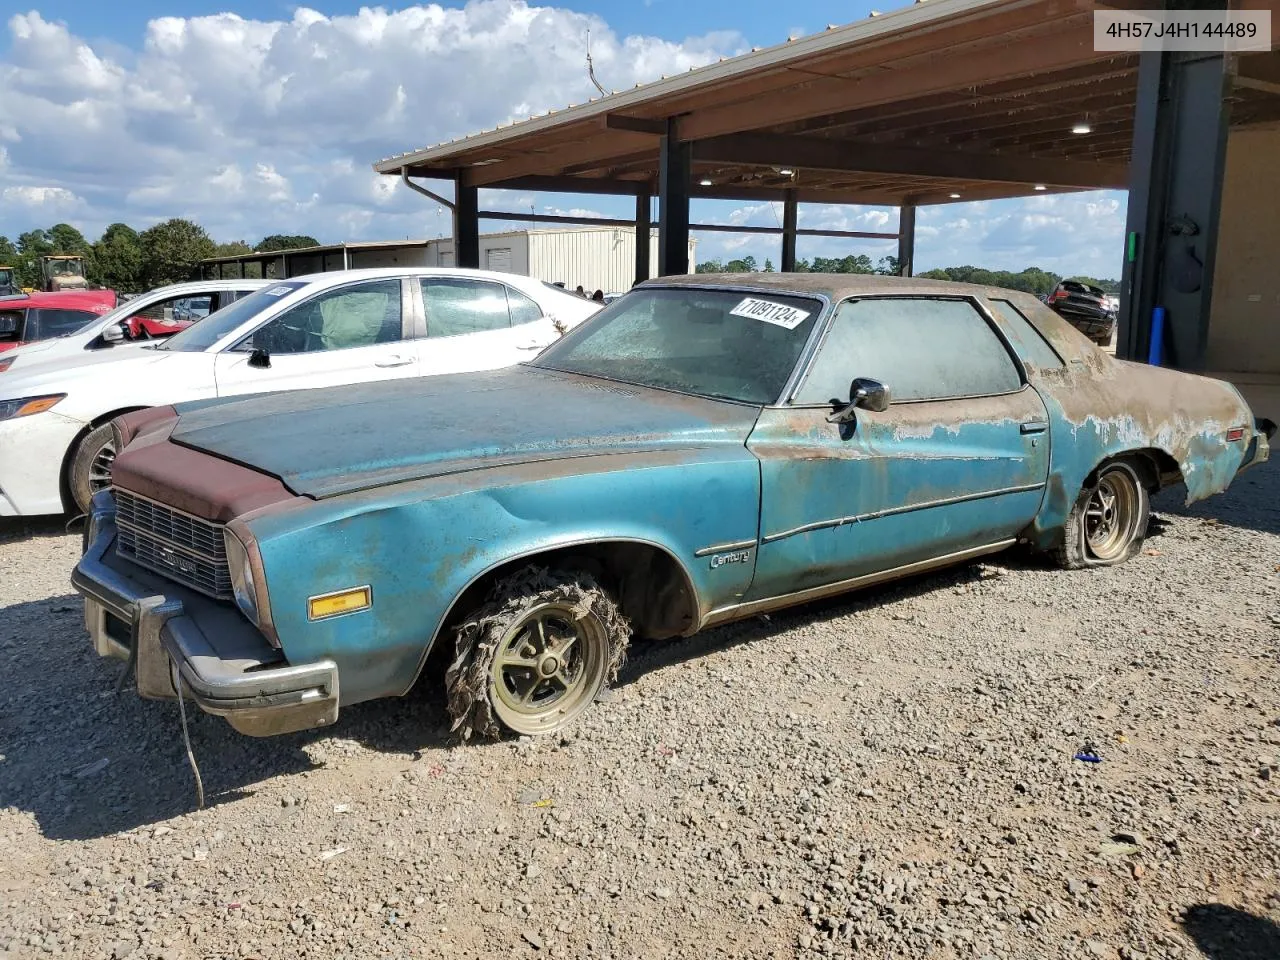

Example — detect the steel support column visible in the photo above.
[453,171,481,270]
[1119,39,1231,369]
[635,191,651,286]
[658,123,691,276]
[781,191,798,272]
[897,203,916,277]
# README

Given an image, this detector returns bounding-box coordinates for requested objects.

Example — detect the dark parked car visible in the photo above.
[73,275,1272,743]
[1046,280,1114,345]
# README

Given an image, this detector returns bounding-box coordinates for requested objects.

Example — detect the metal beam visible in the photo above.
[605,114,667,135]
[692,132,1128,189]
[462,132,656,187]
[781,191,798,272]
[454,171,480,269]
[897,203,916,277]
[635,192,651,286]
[481,211,638,228]
[486,175,649,196]
[658,124,691,276]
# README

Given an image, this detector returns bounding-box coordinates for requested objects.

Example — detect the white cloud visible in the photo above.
[2,184,84,210]
[0,4,743,242]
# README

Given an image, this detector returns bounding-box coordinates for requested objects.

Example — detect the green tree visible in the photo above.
[255,234,319,253]
[47,222,91,255]
[695,259,724,273]
[91,223,144,293]
[140,218,216,287]
[875,255,901,276]
[0,235,16,264]
[214,240,254,258]
[763,258,775,273]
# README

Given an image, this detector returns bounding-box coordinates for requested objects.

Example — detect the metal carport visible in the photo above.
[374,0,1280,383]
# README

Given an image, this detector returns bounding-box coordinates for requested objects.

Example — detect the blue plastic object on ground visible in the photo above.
[1148,306,1166,366]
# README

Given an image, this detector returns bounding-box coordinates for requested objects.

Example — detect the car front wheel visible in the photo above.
[446,568,630,740]
[1055,460,1150,568]
[68,422,117,516]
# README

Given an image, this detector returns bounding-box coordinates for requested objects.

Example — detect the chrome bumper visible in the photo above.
[72,499,339,737]
[1241,417,1274,473]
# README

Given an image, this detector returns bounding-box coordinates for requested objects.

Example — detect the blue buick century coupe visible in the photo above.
[73,275,1273,740]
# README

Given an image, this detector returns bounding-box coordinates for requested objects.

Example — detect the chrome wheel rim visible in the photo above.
[88,439,117,495]
[1084,470,1139,561]
[489,602,605,735]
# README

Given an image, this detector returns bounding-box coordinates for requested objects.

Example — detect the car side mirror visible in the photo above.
[101,322,127,344]
[826,377,891,424]
[248,348,271,369]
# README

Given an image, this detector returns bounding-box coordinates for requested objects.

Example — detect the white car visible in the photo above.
[0,268,601,516]
[0,279,268,375]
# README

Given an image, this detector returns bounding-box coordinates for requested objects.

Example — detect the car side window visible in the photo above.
[505,286,543,326]
[795,297,1023,404]
[239,279,403,354]
[0,310,24,342]
[29,309,98,340]
[422,279,511,338]
[986,298,1064,370]
[130,295,213,327]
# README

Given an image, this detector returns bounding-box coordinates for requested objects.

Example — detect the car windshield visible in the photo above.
[531,286,822,404]
[160,282,307,352]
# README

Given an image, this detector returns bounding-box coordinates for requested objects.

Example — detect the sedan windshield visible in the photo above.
[161,282,306,352]
[531,286,822,404]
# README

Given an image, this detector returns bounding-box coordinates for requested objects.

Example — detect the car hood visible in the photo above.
[0,345,178,394]
[168,366,762,499]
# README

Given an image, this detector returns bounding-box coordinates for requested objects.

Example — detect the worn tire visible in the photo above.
[446,567,629,740]
[1054,459,1150,569]
[68,422,118,516]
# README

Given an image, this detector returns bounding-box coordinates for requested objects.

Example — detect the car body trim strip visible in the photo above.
[701,539,1015,628]
[759,482,1045,545]
[693,538,760,558]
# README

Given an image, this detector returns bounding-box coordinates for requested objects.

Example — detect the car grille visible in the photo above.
[113,488,232,599]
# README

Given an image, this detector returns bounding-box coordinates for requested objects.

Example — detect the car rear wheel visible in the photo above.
[446,567,629,740]
[68,422,117,516]
[1054,460,1150,568]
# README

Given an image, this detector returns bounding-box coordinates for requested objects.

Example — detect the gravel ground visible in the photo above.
[1,461,1278,960]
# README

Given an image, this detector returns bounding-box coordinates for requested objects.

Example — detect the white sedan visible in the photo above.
[0,279,268,375]
[0,268,600,516]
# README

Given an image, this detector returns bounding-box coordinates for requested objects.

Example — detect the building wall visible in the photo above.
[529,228,696,293]
[1207,124,1280,375]
[345,247,431,269]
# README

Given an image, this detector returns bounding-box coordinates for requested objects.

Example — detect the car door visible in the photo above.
[744,295,1050,602]
[416,277,555,375]
[213,277,419,397]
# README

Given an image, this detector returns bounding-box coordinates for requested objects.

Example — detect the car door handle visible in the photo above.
[1020,420,1048,435]
[374,355,413,368]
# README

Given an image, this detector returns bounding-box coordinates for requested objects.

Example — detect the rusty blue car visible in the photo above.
[73,275,1273,741]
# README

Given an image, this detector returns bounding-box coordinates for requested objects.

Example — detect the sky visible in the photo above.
[0,0,1129,277]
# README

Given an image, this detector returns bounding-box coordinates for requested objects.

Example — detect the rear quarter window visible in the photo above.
[986,298,1064,371]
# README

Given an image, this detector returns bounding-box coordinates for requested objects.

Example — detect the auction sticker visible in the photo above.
[729,297,811,329]
[264,285,294,297]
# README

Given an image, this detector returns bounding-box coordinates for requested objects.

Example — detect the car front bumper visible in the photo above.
[72,503,339,737]
[1241,417,1274,472]
[0,411,84,516]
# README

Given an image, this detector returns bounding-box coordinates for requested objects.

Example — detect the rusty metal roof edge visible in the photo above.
[372,0,1030,175]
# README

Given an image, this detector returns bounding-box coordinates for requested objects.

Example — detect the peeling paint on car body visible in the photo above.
[86,273,1270,732]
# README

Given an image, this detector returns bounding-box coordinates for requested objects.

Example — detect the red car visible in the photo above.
[0,289,118,352]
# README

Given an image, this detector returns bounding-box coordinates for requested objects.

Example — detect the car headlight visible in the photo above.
[0,394,65,421]
[223,529,260,625]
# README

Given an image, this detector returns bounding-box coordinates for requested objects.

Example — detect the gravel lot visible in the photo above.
[2,461,1278,960]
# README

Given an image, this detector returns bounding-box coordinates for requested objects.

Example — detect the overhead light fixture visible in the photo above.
[1034,184,1047,191]
[779,168,795,177]
[1071,122,1091,135]
[948,193,961,199]
[699,178,713,186]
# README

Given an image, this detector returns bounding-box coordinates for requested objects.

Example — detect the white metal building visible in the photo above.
[199,227,696,296]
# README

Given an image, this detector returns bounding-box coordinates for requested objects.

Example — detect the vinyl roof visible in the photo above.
[374,0,1280,206]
